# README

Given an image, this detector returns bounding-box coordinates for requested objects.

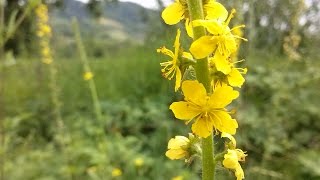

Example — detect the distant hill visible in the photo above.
[50,0,160,44]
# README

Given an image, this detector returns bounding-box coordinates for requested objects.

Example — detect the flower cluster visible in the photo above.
[158,1,248,179]
[35,4,53,64]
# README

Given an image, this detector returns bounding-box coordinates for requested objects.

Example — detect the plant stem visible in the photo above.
[0,1,5,179]
[72,18,103,123]
[187,0,215,180]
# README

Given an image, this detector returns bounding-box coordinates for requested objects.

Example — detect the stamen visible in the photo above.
[225,9,236,25]
[233,59,245,64]
[233,35,248,41]
[231,25,245,31]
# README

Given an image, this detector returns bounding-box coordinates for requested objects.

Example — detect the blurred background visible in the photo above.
[0,0,319,179]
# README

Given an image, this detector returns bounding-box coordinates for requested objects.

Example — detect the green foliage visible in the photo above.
[237,52,320,179]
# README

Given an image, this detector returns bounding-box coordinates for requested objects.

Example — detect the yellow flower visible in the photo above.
[161,0,227,25]
[111,168,122,177]
[83,71,94,81]
[161,0,227,38]
[165,135,190,160]
[157,29,182,91]
[134,157,144,167]
[227,68,247,88]
[169,80,239,138]
[223,149,247,180]
[190,9,247,59]
[37,24,52,37]
[172,175,184,180]
[221,132,236,148]
[210,56,247,88]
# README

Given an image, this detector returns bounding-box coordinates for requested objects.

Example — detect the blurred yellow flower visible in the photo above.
[157,29,182,91]
[134,157,144,167]
[165,135,190,160]
[223,149,247,180]
[171,175,184,180]
[169,80,239,137]
[83,71,94,81]
[111,168,122,177]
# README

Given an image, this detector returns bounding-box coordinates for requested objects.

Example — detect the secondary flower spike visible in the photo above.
[169,80,239,138]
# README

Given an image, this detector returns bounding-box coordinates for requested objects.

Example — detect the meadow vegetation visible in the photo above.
[0,0,320,179]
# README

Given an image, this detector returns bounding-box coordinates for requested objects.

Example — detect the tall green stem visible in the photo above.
[187,1,214,180]
[72,18,103,122]
[0,1,5,179]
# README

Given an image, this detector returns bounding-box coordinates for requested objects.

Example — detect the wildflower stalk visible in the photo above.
[72,18,103,122]
[0,1,5,179]
[187,0,214,180]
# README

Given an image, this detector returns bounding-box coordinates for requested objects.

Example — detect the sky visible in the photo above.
[76,0,172,9]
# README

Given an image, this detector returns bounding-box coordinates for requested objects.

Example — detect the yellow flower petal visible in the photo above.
[185,18,194,38]
[162,2,184,25]
[228,68,245,87]
[191,116,213,138]
[224,35,237,54]
[223,149,246,180]
[212,111,238,135]
[235,166,245,180]
[193,20,222,35]
[166,135,190,160]
[213,51,231,74]
[175,68,182,91]
[221,132,237,147]
[169,102,201,120]
[204,2,228,21]
[209,85,239,108]
[181,80,207,104]
[111,168,122,177]
[167,136,189,149]
[190,36,217,59]
[166,149,187,160]
[223,149,239,169]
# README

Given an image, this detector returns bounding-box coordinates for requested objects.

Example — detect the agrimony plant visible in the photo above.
[158,1,248,180]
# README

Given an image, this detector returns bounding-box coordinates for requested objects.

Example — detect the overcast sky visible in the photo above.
[76,0,172,9]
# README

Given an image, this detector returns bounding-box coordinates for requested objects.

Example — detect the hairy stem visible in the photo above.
[187,0,215,180]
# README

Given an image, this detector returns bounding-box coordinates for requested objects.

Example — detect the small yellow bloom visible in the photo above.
[223,149,247,180]
[134,157,144,167]
[172,175,184,180]
[165,135,190,160]
[111,168,122,177]
[190,9,247,59]
[169,80,239,137]
[210,56,247,88]
[83,71,94,81]
[42,46,51,57]
[221,132,236,148]
[157,29,182,91]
